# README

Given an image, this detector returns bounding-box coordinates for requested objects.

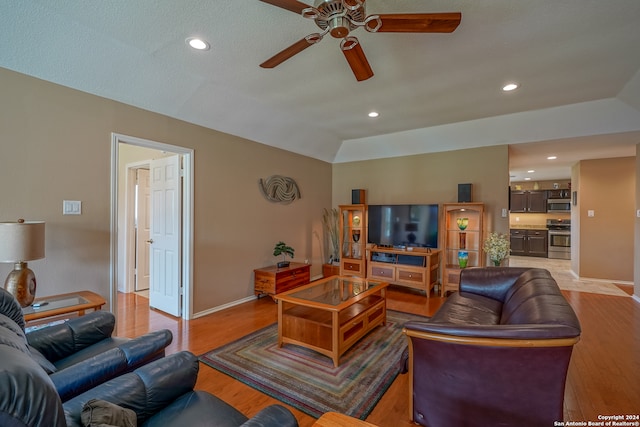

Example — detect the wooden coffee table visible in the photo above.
[275,276,388,367]
[22,290,106,323]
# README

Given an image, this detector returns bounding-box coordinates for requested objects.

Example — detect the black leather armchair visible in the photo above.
[63,351,299,427]
[1,288,172,401]
[1,289,298,427]
[403,267,581,427]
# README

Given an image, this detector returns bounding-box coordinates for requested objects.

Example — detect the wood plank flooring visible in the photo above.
[117,276,639,427]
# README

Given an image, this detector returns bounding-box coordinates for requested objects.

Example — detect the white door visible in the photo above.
[135,168,150,291]
[149,155,182,316]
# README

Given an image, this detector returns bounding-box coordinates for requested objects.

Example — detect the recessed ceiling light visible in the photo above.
[186,37,210,51]
[368,111,379,118]
[527,170,535,173]
[524,177,531,181]
[502,83,519,92]
[547,156,557,160]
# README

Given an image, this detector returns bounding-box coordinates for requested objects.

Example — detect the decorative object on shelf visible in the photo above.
[456,217,468,230]
[322,207,340,265]
[0,219,45,307]
[458,250,468,268]
[483,232,510,266]
[457,217,468,249]
[258,175,301,204]
[273,241,295,268]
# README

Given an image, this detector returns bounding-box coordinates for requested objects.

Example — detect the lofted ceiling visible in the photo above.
[1,0,640,181]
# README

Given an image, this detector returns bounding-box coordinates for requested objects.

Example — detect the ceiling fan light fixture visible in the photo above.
[329,16,351,38]
[186,37,210,51]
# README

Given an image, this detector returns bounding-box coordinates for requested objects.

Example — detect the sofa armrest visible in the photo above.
[118,329,173,369]
[459,267,531,301]
[50,347,129,401]
[63,351,199,427]
[240,405,299,427]
[404,321,581,343]
[26,311,115,362]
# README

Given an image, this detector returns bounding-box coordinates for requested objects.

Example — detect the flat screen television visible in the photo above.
[368,204,439,249]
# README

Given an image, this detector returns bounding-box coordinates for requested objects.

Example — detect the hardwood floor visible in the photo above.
[117,277,639,427]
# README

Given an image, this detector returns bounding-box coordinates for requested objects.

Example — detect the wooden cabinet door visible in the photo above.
[527,231,548,257]
[528,191,547,213]
[510,192,527,212]
[510,230,527,256]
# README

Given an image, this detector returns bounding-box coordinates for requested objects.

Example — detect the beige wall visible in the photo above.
[0,68,332,315]
[331,145,512,255]
[574,157,635,281]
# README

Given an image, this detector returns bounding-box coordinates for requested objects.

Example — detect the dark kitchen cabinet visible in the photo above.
[510,229,548,257]
[510,191,547,213]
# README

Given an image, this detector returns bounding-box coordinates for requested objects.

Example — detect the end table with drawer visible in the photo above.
[254,262,311,300]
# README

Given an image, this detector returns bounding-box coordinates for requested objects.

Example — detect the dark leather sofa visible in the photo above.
[403,267,581,427]
[1,287,172,401]
[1,289,298,426]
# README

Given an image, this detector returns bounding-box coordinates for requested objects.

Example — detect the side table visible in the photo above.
[23,290,106,323]
[254,262,310,299]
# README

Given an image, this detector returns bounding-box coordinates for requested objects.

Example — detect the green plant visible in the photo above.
[273,241,295,265]
[322,207,340,263]
[483,232,510,266]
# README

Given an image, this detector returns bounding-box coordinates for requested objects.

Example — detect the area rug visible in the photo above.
[198,310,426,420]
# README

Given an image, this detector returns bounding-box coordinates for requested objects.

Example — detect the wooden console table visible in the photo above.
[22,290,106,323]
[254,262,311,299]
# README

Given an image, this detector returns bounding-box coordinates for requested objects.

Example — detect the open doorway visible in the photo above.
[110,133,194,320]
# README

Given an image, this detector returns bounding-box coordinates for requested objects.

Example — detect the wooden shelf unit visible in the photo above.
[339,204,367,277]
[367,247,441,297]
[441,203,485,296]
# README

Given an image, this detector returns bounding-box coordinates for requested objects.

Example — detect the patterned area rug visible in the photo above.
[199,310,425,419]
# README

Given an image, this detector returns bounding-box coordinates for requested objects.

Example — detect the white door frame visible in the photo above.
[110,133,194,320]
[124,160,151,294]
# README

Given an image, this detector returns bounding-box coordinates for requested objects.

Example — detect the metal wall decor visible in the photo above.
[259,175,301,204]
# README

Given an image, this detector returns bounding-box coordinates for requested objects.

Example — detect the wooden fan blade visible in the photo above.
[375,12,461,33]
[260,37,315,68]
[341,37,374,82]
[259,0,309,14]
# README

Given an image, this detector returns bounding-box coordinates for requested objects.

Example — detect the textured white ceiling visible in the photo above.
[2,0,640,180]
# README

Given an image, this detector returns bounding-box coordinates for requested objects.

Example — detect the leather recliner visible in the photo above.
[1,287,172,401]
[402,267,582,427]
[1,290,299,427]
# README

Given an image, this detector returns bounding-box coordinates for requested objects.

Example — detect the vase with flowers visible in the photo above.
[483,232,510,266]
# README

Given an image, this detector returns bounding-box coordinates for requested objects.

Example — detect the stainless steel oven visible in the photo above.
[547,219,571,259]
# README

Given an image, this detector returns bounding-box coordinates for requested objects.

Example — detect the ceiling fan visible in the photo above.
[259,0,462,81]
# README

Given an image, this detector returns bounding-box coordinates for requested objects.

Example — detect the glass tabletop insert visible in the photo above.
[22,295,90,315]
[285,277,384,306]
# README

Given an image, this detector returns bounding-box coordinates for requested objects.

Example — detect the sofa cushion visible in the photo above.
[81,399,137,427]
[430,291,502,325]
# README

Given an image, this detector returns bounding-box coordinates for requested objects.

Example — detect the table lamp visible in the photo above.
[0,219,45,307]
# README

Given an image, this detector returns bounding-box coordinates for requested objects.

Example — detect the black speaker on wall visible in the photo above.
[458,183,472,203]
[352,189,366,204]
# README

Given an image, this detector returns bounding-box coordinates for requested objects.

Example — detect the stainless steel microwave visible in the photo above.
[547,199,571,212]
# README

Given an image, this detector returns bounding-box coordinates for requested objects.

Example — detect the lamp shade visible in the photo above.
[0,221,45,262]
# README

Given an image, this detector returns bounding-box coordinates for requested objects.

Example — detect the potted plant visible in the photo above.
[322,207,340,265]
[273,241,295,268]
[483,232,510,266]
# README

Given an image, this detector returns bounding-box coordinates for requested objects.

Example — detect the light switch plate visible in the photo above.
[63,200,82,215]
[587,209,595,217]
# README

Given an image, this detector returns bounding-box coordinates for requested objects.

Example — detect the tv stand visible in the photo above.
[367,246,441,298]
